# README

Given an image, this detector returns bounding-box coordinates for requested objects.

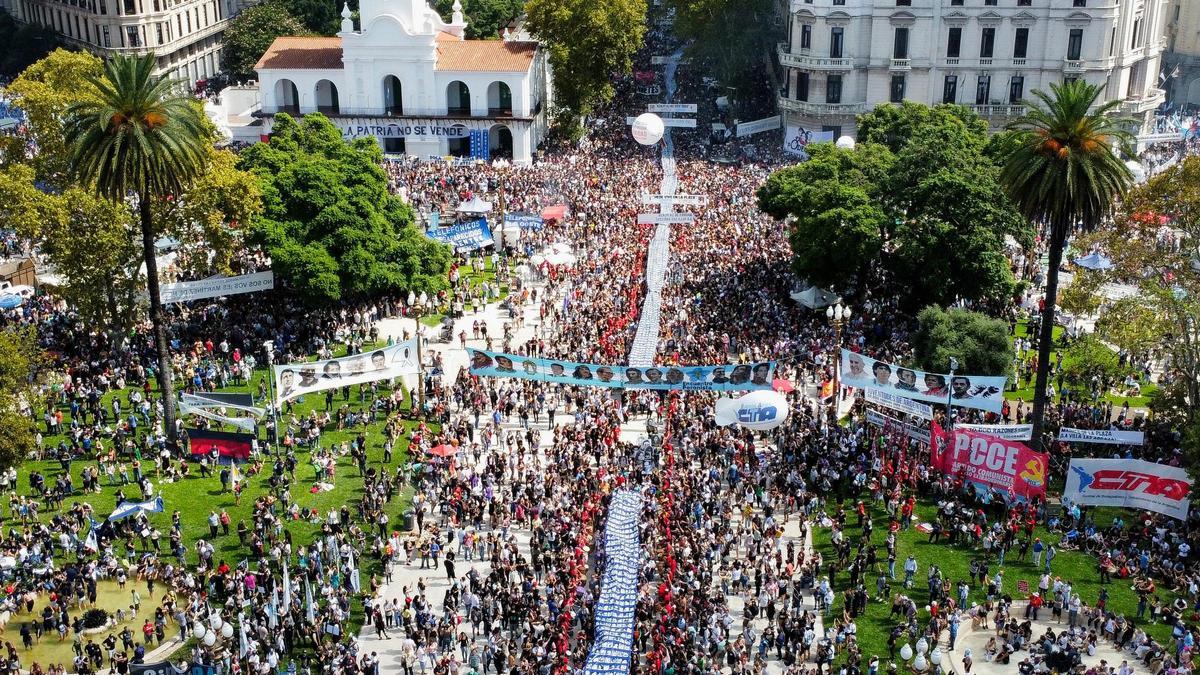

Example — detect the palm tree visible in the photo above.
[998,79,1134,451]
[64,53,210,450]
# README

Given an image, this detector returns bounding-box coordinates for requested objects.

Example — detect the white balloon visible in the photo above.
[202,631,217,647]
[916,637,929,654]
[835,135,856,150]
[900,644,913,661]
[914,653,928,671]
[209,614,223,629]
[631,113,665,146]
[191,624,205,639]
[221,622,235,639]
[713,390,790,431]
[930,650,942,665]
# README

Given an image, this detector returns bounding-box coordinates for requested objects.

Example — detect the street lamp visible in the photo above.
[407,291,427,416]
[263,341,278,452]
[825,303,852,424]
[493,158,510,255]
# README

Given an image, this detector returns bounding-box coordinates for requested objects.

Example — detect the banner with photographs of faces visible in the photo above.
[468,349,775,391]
[274,340,419,403]
[840,349,1007,414]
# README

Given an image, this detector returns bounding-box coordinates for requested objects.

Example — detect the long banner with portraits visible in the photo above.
[274,340,419,403]
[840,349,1007,414]
[468,349,775,391]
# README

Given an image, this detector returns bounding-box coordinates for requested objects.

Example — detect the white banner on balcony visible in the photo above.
[737,115,781,137]
[648,103,697,113]
[784,126,836,157]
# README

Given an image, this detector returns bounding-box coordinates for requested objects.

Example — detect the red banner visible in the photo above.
[943,427,1048,501]
[187,428,253,461]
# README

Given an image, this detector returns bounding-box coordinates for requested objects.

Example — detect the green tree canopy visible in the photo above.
[911,305,1013,379]
[524,0,646,122]
[432,0,524,39]
[222,0,311,79]
[1060,334,1122,394]
[670,0,782,109]
[759,103,1031,307]
[0,327,47,470]
[239,113,451,304]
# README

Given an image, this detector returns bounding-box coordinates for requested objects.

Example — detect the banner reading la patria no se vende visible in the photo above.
[841,349,1007,414]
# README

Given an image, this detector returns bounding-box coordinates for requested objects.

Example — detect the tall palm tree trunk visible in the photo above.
[1030,215,1068,452]
[139,196,178,449]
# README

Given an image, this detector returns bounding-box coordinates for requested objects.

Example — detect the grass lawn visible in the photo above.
[811,499,1179,673]
[1,579,166,667]
[1004,320,1156,408]
[420,256,511,327]
[7,342,436,655]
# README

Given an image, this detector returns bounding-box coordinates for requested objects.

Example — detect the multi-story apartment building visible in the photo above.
[778,0,1168,137]
[5,0,239,85]
[1164,0,1200,108]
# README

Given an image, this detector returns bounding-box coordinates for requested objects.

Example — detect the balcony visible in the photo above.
[1121,88,1165,114]
[968,104,1026,118]
[1064,59,1085,73]
[945,57,960,66]
[889,58,911,71]
[267,106,534,121]
[777,43,853,70]
[777,96,871,116]
[1012,58,1026,67]
[979,57,993,66]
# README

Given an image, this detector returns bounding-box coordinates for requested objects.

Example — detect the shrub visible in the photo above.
[81,608,109,629]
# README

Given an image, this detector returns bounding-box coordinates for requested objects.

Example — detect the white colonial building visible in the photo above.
[778,0,1169,137]
[254,0,551,162]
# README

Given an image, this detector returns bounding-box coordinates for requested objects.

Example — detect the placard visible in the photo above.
[784,126,836,157]
[942,428,1048,502]
[842,349,1007,414]
[160,271,274,304]
[426,218,494,251]
[640,194,708,206]
[865,388,934,420]
[737,115,782,137]
[1064,458,1191,520]
[647,103,697,113]
[274,341,418,403]
[956,423,1033,441]
[626,116,696,128]
[1057,427,1145,445]
[636,213,695,225]
[865,409,931,443]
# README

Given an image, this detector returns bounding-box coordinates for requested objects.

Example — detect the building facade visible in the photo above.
[778,0,1168,137]
[254,0,551,162]
[1164,0,1200,108]
[6,0,235,84]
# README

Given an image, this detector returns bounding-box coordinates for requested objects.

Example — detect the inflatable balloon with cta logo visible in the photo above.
[714,390,790,431]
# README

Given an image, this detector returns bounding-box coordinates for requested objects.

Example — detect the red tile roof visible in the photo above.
[255,37,343,71]
[435,40,537,72]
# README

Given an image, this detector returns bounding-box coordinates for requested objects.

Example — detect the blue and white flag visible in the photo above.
[469,129,490,161]
[108,496,164,522]
[583,491,643,675]
[426,218,494,252]
[83,517,99,552]
[283,563,293,611]
[304,580,316,623]
[504,213,544,231]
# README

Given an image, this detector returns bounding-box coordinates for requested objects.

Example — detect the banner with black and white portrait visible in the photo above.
[273,340,418,403]
[840,349,1007,414]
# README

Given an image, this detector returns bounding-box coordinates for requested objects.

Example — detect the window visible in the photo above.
[1131,18,1141,49]
[985,0,996,4]
[896,0,910,4]
[1014,27,1028,58]
[943,75,958,104]
[98,0,105,15]
[1073,0,1086,5]
[947,27,961,58]
[156,22,163,44]
[1009,76,1024,103]
[101,24,109,45]
[1067,29,1082,60]
[826,74,842,104]
[796,72,809,101]
[890,75,905,102]
[125,24,139,46]
[894,27,909,59]
[951,0,962,4]
[800,23,811,50]
[1018,0,1030,5]
[830,27,844,58]
[976,75,991,104]
[833,0,844,4]
[980,27,995,58]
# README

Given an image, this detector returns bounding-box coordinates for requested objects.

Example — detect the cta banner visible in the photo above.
[1064,458,1192,520]
[957,423,1033,441]
[583,490,642,675]
[1058,427,1145,445]
[504,213,544,231]
[942,428,1048,502]
[426,218,493,251]
[469,349,774,391]
[841,349,1007,414]
[865,388,934,420]
[784,126,835,157]
[274,341,418,403]
[160,271,274,304]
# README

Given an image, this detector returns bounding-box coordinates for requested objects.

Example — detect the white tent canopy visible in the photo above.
[1074,252,1114,270]
[789,286,840,310]
[456,196,493,213]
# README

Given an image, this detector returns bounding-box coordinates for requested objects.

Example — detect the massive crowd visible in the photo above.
[0,11,1199,675]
